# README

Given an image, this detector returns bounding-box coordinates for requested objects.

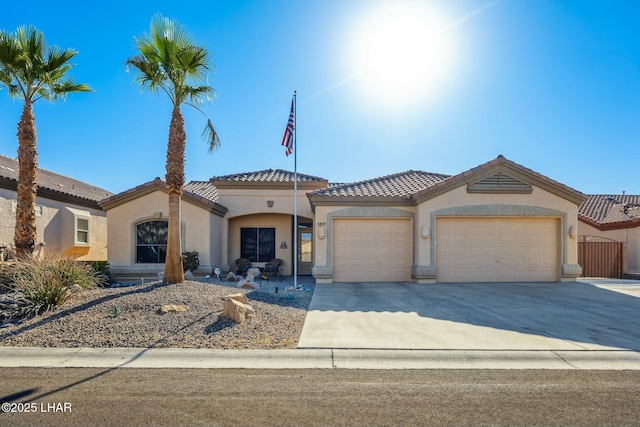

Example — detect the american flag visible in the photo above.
[281,98,294,156]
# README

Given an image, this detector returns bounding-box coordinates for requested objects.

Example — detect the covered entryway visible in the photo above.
[333,218,412,282]
[436,217,561,282]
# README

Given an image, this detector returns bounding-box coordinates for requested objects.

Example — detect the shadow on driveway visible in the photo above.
[298,280,640,350]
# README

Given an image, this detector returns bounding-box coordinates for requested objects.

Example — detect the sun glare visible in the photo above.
[349,3,454,108]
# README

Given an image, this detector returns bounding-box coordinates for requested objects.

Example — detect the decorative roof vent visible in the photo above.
[467,172,532,194]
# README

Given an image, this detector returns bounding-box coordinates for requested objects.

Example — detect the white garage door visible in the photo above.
[436,217,560,282]
[333,218,412,282]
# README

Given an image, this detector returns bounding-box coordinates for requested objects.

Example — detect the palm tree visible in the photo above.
[126,15,219,284]
[0,26,91,259]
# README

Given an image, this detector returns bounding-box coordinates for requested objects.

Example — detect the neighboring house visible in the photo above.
[578,194,640,278]
[101,155,587,283]
[0,154,111,261]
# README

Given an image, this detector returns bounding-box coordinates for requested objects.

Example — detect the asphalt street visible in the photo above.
[1,367,640,427]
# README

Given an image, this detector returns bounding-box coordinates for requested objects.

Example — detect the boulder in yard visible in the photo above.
[158,304,188,314]
[222,297,255,324]
[222,293,250,304]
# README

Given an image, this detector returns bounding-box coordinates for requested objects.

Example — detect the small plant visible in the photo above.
[108,305,121,318]
[2,254,107,317]
[182,250,199,272]
[90,261,111,286]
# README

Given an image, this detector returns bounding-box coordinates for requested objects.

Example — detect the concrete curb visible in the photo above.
[1,347,639,370]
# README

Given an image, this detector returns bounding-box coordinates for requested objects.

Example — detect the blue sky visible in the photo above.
[1,0,639,196]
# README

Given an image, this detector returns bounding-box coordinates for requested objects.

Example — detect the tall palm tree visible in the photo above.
[126,15,220,284]
[0,26,91,259]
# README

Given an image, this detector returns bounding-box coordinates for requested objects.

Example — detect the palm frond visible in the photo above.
[202,119,220,153]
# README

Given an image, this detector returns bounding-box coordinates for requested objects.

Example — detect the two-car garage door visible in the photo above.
[436,217,560,282]
[331,216,561,283]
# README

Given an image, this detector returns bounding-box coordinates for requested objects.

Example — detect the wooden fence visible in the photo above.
[578,238,623,278]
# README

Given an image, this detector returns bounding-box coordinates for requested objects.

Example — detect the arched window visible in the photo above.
[136,220,168,263]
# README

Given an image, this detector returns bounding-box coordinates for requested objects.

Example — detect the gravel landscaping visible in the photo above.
[0,277,314,349]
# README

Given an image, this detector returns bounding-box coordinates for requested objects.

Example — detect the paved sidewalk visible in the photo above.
[1,347,640,370]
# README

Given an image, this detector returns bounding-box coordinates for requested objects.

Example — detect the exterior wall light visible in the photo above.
[280,241,288,249]
[420,226,430,239]
[318,225,326,239]
[568,225,577,239]
[267,200,274,207]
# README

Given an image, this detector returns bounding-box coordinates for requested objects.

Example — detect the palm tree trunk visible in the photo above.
[14,100,38,260]
[163,106,186,283]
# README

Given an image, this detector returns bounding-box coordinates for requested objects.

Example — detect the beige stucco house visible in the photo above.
[0,154,111,261]
[100,155,587,283]
[309,155,586,283]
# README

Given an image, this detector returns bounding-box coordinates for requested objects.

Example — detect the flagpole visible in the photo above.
[293,90,298,289]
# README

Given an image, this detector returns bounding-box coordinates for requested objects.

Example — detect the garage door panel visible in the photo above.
[437,217,559,282]
[333,218,411,282]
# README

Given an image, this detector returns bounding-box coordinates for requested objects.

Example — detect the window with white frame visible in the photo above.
[75,217,89,244]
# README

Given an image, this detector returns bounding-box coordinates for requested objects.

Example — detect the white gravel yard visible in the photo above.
[0,278,314,349]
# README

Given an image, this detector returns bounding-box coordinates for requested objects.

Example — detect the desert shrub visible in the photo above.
[2,255,107,317]
[90,261,112,286]
[182,250,199,272]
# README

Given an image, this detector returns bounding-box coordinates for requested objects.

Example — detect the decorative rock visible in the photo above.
[226,272,238,282]
[157,271,164,281]
[184,270,195,281]
[222,293,250,304]
[247,268,261,280]
[158,304,188,314]
[236,278,259,289]
[240,282,258,289]
[222,297,255,324]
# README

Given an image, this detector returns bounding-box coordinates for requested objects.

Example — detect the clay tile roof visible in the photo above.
[184,180,219,202]
[211,169,326,183]
[579,194,640,225]
[0,154,112,202]
[99,178,226,216]
[309,170,450,198]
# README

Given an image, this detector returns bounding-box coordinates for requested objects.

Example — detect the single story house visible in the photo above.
[0,154,111,261]
[100,155,587,283]
[578,194,640,278]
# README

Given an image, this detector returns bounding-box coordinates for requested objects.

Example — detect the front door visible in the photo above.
[297,227,313,275]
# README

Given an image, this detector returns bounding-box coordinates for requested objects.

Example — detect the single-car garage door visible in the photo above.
[333,218,412,282]
[436,217,560,282]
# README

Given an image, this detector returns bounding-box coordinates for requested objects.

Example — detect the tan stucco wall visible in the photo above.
[217,188,314,219]
[228,213,295,275]
[578,221,640,273]
[217,188,314,275]
[105,191,219,276]
[312,184,582,283]
[416,185,581,270]
[0,188,107,261]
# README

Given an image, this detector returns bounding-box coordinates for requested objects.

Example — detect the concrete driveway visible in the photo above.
[298,279,640,350]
